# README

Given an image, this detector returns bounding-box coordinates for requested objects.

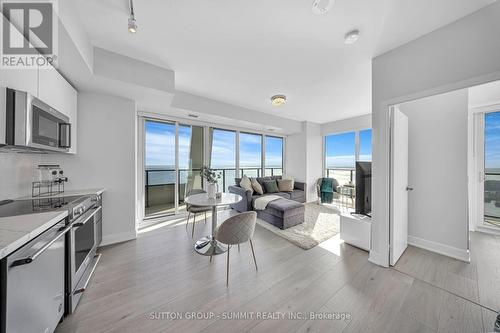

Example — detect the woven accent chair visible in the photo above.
[185,189,211,238]
[212,211,258,286]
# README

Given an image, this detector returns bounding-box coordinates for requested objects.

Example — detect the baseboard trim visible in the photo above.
[100,230,137,247]
[408,235,470,262]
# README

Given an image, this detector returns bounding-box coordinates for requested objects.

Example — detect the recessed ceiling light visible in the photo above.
[271,95,286,107]
[128,0,137,33]
[344,30,360,45]
[312,0,335,15]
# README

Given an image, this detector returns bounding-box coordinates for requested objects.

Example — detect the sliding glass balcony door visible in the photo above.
[144,120,204,219]
[144,120,176,218]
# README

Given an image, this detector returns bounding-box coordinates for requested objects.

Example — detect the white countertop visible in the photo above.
[0,188,105,259]
[0,210,68,259]
[16,188,105,200]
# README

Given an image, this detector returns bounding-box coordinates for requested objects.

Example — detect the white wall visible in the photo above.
[42,92,137,245]
[285,121,322,202]
[371,1,500,266]
[0,153,41,200]
[321,114,371,136]
[399,89,469,259]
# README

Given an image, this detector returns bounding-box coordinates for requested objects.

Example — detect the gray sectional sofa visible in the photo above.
[228,176,306,213]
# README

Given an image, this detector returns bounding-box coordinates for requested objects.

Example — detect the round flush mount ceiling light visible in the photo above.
[344,29,360,44]
[312,0,335,15]
[271,95,287,106]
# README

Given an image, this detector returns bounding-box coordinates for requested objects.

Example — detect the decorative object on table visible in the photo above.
[200,166,221,199]
[211,211,258,286]
[185,189,210,238]
[32,165,68,197]
[215,192,222,199]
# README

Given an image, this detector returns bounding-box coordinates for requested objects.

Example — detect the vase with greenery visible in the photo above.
[200,166,221,198]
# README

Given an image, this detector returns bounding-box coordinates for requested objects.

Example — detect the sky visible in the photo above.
[145,121,283,169]
[485,112,500,170]
[325,129,372,168]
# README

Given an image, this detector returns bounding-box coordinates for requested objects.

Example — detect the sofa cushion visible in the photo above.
[264,180,279,193]
[289,189,305,200]
[277,179,294,192]
[251,178,264,195]
[239,175,253,194]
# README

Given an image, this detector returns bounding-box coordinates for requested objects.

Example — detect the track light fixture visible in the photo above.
[128,0,137,33]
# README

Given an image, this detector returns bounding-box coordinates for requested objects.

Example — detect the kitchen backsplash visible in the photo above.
[0,152,41,200]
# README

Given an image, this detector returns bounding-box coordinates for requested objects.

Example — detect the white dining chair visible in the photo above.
[211,211,258,286]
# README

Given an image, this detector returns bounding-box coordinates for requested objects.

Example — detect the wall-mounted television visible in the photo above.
[355,161,372,217]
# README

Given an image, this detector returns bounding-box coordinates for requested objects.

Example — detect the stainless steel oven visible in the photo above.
[0,87,71,152]
[66,196,102,314]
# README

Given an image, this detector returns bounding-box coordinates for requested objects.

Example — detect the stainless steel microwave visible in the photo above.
[0,87,71,152]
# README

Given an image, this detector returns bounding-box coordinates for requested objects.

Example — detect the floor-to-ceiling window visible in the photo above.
[324,129,372,185]
[325,131,356,185]
[239,132,262,178]
[142,117,286,222]
[210,128,237,193]
[483,111,500,227]
[144,120,176,218]
[265,136,283,176]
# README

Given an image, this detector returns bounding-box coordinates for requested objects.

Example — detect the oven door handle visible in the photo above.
[72,206,102,228]
[11,224,72,267]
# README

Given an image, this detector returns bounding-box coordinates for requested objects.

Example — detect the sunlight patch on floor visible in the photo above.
[318,234,344,256]
[138,216,187,234]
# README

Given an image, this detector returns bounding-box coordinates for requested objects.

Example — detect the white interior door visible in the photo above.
[390,107,409,266]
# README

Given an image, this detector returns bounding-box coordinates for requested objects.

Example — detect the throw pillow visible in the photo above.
[264,180,279,193]
[251,178,264,195]
[277,179,294,192]
[239,175,253,194]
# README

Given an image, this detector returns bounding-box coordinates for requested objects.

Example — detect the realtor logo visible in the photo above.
[1,0,58,68]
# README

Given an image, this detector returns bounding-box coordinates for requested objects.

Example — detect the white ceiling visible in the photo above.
[75,0,496,124]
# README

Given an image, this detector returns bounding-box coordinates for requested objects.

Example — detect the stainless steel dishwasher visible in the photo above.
[0,219,70,333]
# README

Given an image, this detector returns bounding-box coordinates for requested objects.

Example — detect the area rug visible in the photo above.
[256,203,340,250]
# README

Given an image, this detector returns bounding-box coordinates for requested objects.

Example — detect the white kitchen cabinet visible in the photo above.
[38,66,78,154]
[0,68,38,97]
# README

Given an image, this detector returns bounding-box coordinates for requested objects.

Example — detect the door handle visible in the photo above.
[406,187,414,191]
[11,224,71,267]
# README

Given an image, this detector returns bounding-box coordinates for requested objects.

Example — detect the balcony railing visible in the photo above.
[484,172,500,227]
[325,168,355,186]
[145,167,283,212]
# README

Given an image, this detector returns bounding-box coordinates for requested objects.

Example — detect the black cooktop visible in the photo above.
[0,195,84,218]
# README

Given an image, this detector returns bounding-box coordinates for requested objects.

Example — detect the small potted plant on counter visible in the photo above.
[200,166,221,199]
